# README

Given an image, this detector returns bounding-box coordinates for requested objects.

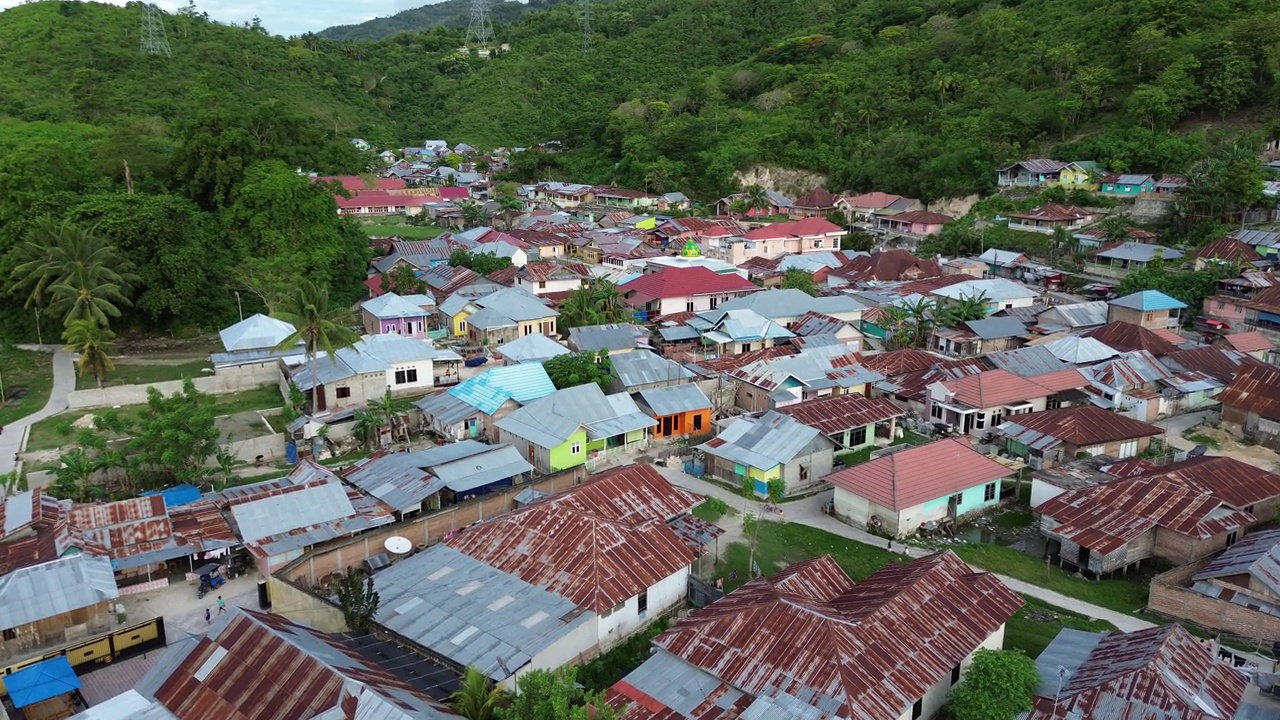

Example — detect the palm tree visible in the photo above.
[934,71,960,104]
[459,201,490,229]
[11,218,138,326]
[880,304,911,347]
[558,287,601,328]
[902,297,936,348]
[63,318,115,388]
[272,279,360,416]
[745,185,770,215]
[727,198,749,218]
[51,448,106,503]
[447,667,508,720]
[367,389,413,445]
[352,409,380,450]
[588,280,628,323]
[1051,225,1071,259]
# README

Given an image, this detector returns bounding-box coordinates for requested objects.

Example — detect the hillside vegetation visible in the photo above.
[317,0,562,41]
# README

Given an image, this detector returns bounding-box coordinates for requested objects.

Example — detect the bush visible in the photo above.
[53,418,74,437]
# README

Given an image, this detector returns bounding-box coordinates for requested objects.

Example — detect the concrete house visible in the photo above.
[929,278,1040,313]
[283,335,460,415]
[826,437,1011,536]
[211,313,302,384]
[360,292,436,338]
[717,289,865,326]
[926,369,1051,436]
[610,552,1021,720]
[1081,349,1174,422]
[1006,204,1096,234]
[635,384,713,440]
[683,308,795,357]
[997,158,1072,187]
[1106,290,1186,330]
[341,441,532,517]
[0,555,119,665]
[610,350,694,394]
[776,394,905,451]
[1087,242,1184,279]
[995,405,1164,470]
[495,383,656,474]
[514,261,592,295]
[461,287,559,347]
[873,210,954,236]
[730,350,884,413]
[1101,173,1156,195]
[696,411,837,497]
[621,267,760,319]
[567,323,650,356]
[414,363,555,442]
[1154,527,1280,646]
[930,317,1027,358]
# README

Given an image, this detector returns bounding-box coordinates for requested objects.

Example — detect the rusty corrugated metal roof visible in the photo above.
[941,368,1051,409]
[1145,454,1280,509]
[635,552,1021,720]
[776,394,905,436]
[859,349,941,377]
[1217,361,1280,422]
[69,496,174,559]
[997,405,1163,447]
[1082,321,1178,356]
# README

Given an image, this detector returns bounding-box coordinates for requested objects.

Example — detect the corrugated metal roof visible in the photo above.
[1108,290,1187,312]
[826,437,1009,510]
[229,481,355,543]
[996,406,1163,447]
[445,363,556,416]
[219,313,297,353]
[697,412,829,471]
[930,278,1039,303]
[1223,331,1273,354]
[1164,347,1261,384]
[1038,300,1109,328]
[447,464,697,613]
[496,383,656,448]
[612,350,694,388]
[635,552,1022,720]
[965,316,1027,340]
[414,390,479,426]
[1218,361,1280,421]
[1033,628,1106,697]
[940,369,1052,409]
[1193,526,1280,598]
[0,554,118,629]
[860,349,939,377]
[341,441,529,511]
[361,293,430,319]
[658,325,701,341]
[568,323,647,352]
[1094,242,1184,262]
[688,309,794,343]
[1086,350,1173,389]
[373,545,595,682]
[494,333,570,363]
[985,346,1067,377]
[775,394,904,436]
[977,248,1026,266]
[637,384,712,417]
[718,290,864,320]
[1024,626,1246,720]
[1044,335,1119,364]
[471,287,557,323]
[432,445,533,493]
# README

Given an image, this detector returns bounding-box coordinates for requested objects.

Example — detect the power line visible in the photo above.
[140,3,172,58]
[465,0,494,54]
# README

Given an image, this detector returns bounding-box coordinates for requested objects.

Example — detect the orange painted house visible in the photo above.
[636,384,713,439]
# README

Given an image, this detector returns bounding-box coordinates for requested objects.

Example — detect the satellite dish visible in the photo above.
[384,536,413,555]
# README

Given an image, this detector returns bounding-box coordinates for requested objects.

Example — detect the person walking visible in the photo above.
[204,608,211,624]
[217,596,226,615]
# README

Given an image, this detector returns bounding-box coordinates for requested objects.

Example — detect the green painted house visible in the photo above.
[1101,174,1156,196]
[494,383,656,474]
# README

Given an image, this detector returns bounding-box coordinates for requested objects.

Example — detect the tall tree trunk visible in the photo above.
[310,353,319,419]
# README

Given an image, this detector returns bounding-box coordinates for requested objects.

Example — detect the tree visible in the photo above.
[841,231,875,252]
[381,264,427,295]
[367,389,413,445]
[559,280,630,329]
[11,218,138,326]
[63,318,115,388]
[935,292,988,328]
[496,666,617,720]
[946,649,1039,720]
[330,567,380,633]
[448,667,508,720]
[50,447,106,503]
[351,409,381,450]
[543,351,613,390]
[271,278,360,415]
[781,268,820,296]
[727,198,749,218]
[459,201,491,229]
[449,249,513,276]
[127,379,222,486]
[766,478,786,504]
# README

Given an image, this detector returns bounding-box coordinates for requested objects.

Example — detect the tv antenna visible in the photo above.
[140,3,172,57]
[580,0,592,54]
[466,0,494,53]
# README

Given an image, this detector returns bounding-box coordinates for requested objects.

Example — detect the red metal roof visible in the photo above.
[518,260,591,283]
[1166,346,1263,384]
[1002,405,1163,446]
[793,188,840,209]
[843,191,906,210]
[506,228,569,247]
[686,345,799,375]
[833,249,943,282]
[940,369,1052,409]
[891,358,986,402]
[1223,330,1272,353]
[860,349,940,377]
[1007,204,1093,222]
[883,210,955,225]
[69,496,176,560]
[1194,235,1261,263]
[1216,361,1280,422]
[776,394,905,436]
[446,464,698,613]
[1146,454,1280,509]
[1027,368,1091,393]
[1082,321,1178,356]
[1025,625,1246,720]
[640,552,1021,719]
[621,267,759,299]
[825,437,1011,511]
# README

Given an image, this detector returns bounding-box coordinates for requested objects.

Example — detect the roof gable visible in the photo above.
[825,437,1010,510]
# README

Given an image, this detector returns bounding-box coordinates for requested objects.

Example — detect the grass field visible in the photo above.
[0,347,53,426]
[361,222,447,239]
[1005,596,1116,658]
[77,360,214,390]
[952,543,1152,614]
[692,497,732,524]
[714,522,905,593]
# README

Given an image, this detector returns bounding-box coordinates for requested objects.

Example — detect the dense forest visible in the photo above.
[0,0,1278,340]
[317,0,563,41]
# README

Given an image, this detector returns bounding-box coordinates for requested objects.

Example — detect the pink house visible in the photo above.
[703,218,845,263]
[873,210,954,236]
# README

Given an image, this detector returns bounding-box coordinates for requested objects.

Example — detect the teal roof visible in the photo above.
[1108,290,1187,312]
[446,363,555,415]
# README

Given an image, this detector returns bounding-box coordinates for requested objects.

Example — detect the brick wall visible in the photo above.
[1153,527,1233,566]
[1149,560,1280,643]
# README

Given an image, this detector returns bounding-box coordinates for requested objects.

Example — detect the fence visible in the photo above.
[67,375,275,410]
[687,576,723,609]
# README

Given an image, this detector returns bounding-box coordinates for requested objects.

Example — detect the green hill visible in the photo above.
[317,0,562,41]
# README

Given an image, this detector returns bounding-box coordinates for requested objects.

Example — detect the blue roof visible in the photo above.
[140,484,203,508]
[446,363,556,416]
[1108,290,1187,312]
[7,656,80,708]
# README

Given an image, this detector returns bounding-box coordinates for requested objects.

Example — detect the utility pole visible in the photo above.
[140,3,173,58]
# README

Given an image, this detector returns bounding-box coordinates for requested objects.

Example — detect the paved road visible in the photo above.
[0,348,75,476]
[650,463,1156,633]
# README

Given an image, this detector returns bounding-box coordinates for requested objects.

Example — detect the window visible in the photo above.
[1217,301,1226,310]
[601,601,625,618]
[740,343,750,354]
[335,386,351,399]
[949,493,963,507]
[911,698,923,720]
[950,663,961,685]
[538,281,546,289]
[849,426,867,446]
[637,590,648,617]
[710,297,718,309]
[1246,504,1255,514]
[571,441,582,454]
[394,368,419,385]
[931,404,943,420]
[2,628,15,642]
[693,414,703,431]
[459,321,467,332]
[686,299,695,312]
[1227,530,1239,547]
[975,413,986,429]
[812,239,823,248]
[1118,439,1139,458]
[984,482,996,502]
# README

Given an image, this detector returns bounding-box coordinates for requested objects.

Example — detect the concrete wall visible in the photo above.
[893,625,1005,720]
[68,373,273,410]
[225,433,285,464]
[1148,560,1280,643]
[268,576,348,633]
[597,569,688,649]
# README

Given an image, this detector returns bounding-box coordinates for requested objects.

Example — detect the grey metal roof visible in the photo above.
[996,419,1064,452]
[931,278,1039,303]
[1038,301,1109,328]
[0,554,119,629]
[473,287,557,323]
[464,306,519,330]
[612,350,694,388]
[286,354,358,392]
[218,313,297,353]
[620,652,743,717]
[965,316,1027,340]
[439,292,479,318]
[717,290,864,320]
[1094,242,1184,262]
[659,326,701,342]
[1034,628,1105,697]
[343,442,531,511]
[1230,229,1280,247]
[1114,174,1153,185]
[361,293,429,319]
[1045,336,1119,364]
[414,391,479,426]
[568,323,645,352]
[637,384,712,417]
[229,481,355,543]
[696,412,827,470]
[373,545,596,683]
[431,445,533,493]
[688,310,793,342]
[354,335,440,364]
[985,346,1067,377]
[978,248,1026,266]
[495,333,570,363]
[1192,526,1280,598]
[496,384,656,448]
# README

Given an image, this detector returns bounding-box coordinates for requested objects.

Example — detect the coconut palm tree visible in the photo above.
[902,297,936,348]
[447,667,508,720]
[588,280,628,323]
[63,318,115,388]
[459,201,490,229]
[351,409,380,450]
[745,184,770,215]
[367,389,413,445]
[727,198,749,218]
[272,279,360,416]
[51,448,106,503]
[11,218,138,326]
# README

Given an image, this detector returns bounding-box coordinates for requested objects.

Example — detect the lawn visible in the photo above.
[360,222,447,239]
[692,497,732,524]
[714,522,905,592]
[1005,596,1116,659]
[952,543,1151,614]
[1182,431,1221,450]
[0,347,53,427]
[77,360,213,390]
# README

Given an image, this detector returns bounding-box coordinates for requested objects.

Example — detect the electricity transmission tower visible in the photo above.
[580,0,592,54]
[140,3,172,57]
[466,0,494,53]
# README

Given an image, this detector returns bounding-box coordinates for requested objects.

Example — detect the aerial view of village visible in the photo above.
[1,0,1280,718]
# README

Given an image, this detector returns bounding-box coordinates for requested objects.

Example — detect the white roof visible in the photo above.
[931,278,1039,303]
[218,314,297,353]
[362,293,429,319]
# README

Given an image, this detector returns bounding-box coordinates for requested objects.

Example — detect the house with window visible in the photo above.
[1217,361,1280,450]
[448,463,708,648]
[713,189,793,217]
[930,317,1027,358]
[414,363,556,442]
[340,441,532,517]
[789,310,864,351]
[1082,349,1174,421]
[514,261,592,295]
[493,332,571,364]
[1032,300,1109,333]
[621,267,761,320]
[360,292,437,338]
[1101,173,1156,195]
[836,191,921,219]
[610,350,694,394]
[1106,290,1186,330]
[1217,330,1274,360]
[283,334,460,415]
[776,393,904,451]
[826,437,1012,536]
[996,159,1072,187]
[976,248,1027,277]
[1166,528,1280,645]
[1007,204,1097,234]
[1086,242,1184,279]
[1035,455,1280,574]
[730,350,884,413]
[592,186,655,209]
[873,210,954,236]
[636,384,713,440]
[495,383,656,474]
[788,187,840,218]
[1193,235,1262,270]
[832,248,943,284]
[697,411,836,497]
[567,323,650,356]
[610,552,1021,720]
[928,278,1040,313]
[995,405,1164,470]
[0,555,119,665]
[1242,283,1280,340]
[460,287,560,347]
[926,369,1052,436]
[1081,321,1180,356]
[681,308,795,357]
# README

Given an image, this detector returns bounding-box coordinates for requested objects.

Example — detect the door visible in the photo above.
[1077,546,1091,571]
[661,416,674,437]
